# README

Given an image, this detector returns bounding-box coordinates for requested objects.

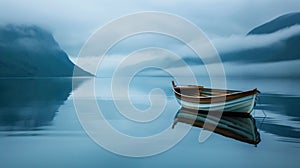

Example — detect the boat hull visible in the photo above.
[172,81,259,114]
[175,94,257,114]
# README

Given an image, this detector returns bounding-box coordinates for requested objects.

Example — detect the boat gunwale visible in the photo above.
[172,81,259,104]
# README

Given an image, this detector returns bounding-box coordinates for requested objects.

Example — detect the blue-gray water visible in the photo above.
[0,77,299,167]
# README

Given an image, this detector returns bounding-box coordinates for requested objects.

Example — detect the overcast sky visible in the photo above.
[1,0,300,57]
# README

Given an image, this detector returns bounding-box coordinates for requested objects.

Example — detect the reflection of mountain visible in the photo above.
[222,12,300,63]
[0,78,85,131]
[255,93,300,140]
[173,107,261,145]
[0,24,91,77]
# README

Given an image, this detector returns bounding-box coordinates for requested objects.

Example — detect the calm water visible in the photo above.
[0,77,299,167]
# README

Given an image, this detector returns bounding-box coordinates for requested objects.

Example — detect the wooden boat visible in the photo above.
[172,81,260,115]
[172,107,261,145]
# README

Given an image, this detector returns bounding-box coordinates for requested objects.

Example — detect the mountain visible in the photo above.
[221,12,300,63]
[0,24,91,77]
[248,12,300,35]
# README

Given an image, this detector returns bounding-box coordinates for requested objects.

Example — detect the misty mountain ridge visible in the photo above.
[0,24,91,77]
[248,12,300,35]
[221,12,300,64]
[1,12,299,77]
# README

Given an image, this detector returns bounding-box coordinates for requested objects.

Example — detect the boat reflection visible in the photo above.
[172,107,261,145]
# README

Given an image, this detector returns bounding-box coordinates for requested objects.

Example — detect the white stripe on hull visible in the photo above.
[176,94,257,113]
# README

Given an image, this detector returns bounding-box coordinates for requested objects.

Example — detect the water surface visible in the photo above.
[0,77,299,167]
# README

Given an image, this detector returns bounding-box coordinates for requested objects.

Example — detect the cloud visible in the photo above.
[140,59,300,77]
[222,59,300,77]
[1,0,300,78]
[169,25,300,66]
[70,54,124,76]
[84,51,300,77]
[1,0,300,58]
[71,25,300,77]
[212,25,300,54]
